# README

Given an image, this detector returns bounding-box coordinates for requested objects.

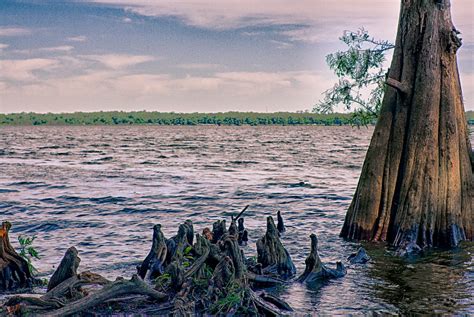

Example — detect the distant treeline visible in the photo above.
[0,111,354,126]
[0,111,473,126]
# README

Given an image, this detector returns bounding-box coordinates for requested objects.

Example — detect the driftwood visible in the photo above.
[234,205,250,221]
[0,221,36,291]
[259,291,294,312]
[256,216,296,279]
[297,234,346,284]
[5,271,110,312]
[47,275,167,317]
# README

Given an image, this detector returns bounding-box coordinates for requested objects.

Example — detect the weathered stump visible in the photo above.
[210,256,235,290]
[3,216,294,316]
[183,220,194,246]
[228,218,238,238]
[237,218,248,246]
[212,220,227,243]
[0,221,35,291]
[277,211,285,234]
[297,234,346,284]
[47,246,80,291]
[166,223,192,263]
[138,224,167,280]
[4,247,111,315]
[256,216,296,279]
[222,237,245,280]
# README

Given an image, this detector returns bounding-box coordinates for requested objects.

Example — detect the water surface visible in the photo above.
[0,125,473,314]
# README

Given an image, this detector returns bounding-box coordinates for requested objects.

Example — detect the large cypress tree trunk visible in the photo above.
[341,0,473,249]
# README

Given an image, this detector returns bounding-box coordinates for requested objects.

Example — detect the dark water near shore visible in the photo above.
[0,125,473,314]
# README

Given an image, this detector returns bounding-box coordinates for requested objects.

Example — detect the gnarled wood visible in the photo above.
[211,220,227,243]
[46,275,167,317]
[341,0,473,250]
[3,217,295,316]
[256,216,296,279]
[183,235,209,279]
[222,237,245,280]
[138,224,167,280]
[5,271,111,312]
[166,223,192,264]
[47,246,80,291]
[246,272,284,287]
[210,256,235,290]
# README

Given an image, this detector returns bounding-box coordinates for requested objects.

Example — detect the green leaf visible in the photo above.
[184,246,192,255]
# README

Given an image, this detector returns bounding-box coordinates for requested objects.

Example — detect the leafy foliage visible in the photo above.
[18,235,40,274]
[315,28,395,125]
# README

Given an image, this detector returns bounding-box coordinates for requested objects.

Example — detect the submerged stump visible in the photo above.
[348,247,370,264]
[297,234,346,284]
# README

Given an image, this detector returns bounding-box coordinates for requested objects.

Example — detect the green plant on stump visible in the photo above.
[18,235,40,275]
[209,281,245,315]
[154,273,171,291]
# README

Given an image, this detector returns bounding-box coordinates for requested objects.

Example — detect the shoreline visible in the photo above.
[1,111,472,127]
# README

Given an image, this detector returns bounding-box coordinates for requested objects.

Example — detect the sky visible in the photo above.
[0,0,473,113]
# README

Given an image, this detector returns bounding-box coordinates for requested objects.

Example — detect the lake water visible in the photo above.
[0,125,473,314]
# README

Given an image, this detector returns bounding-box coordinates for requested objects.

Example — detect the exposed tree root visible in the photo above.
[47,275,167,317]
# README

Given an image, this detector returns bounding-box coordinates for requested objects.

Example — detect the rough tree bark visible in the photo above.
[341,0,473,250]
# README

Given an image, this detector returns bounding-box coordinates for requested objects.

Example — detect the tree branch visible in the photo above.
[386,78,408,94]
